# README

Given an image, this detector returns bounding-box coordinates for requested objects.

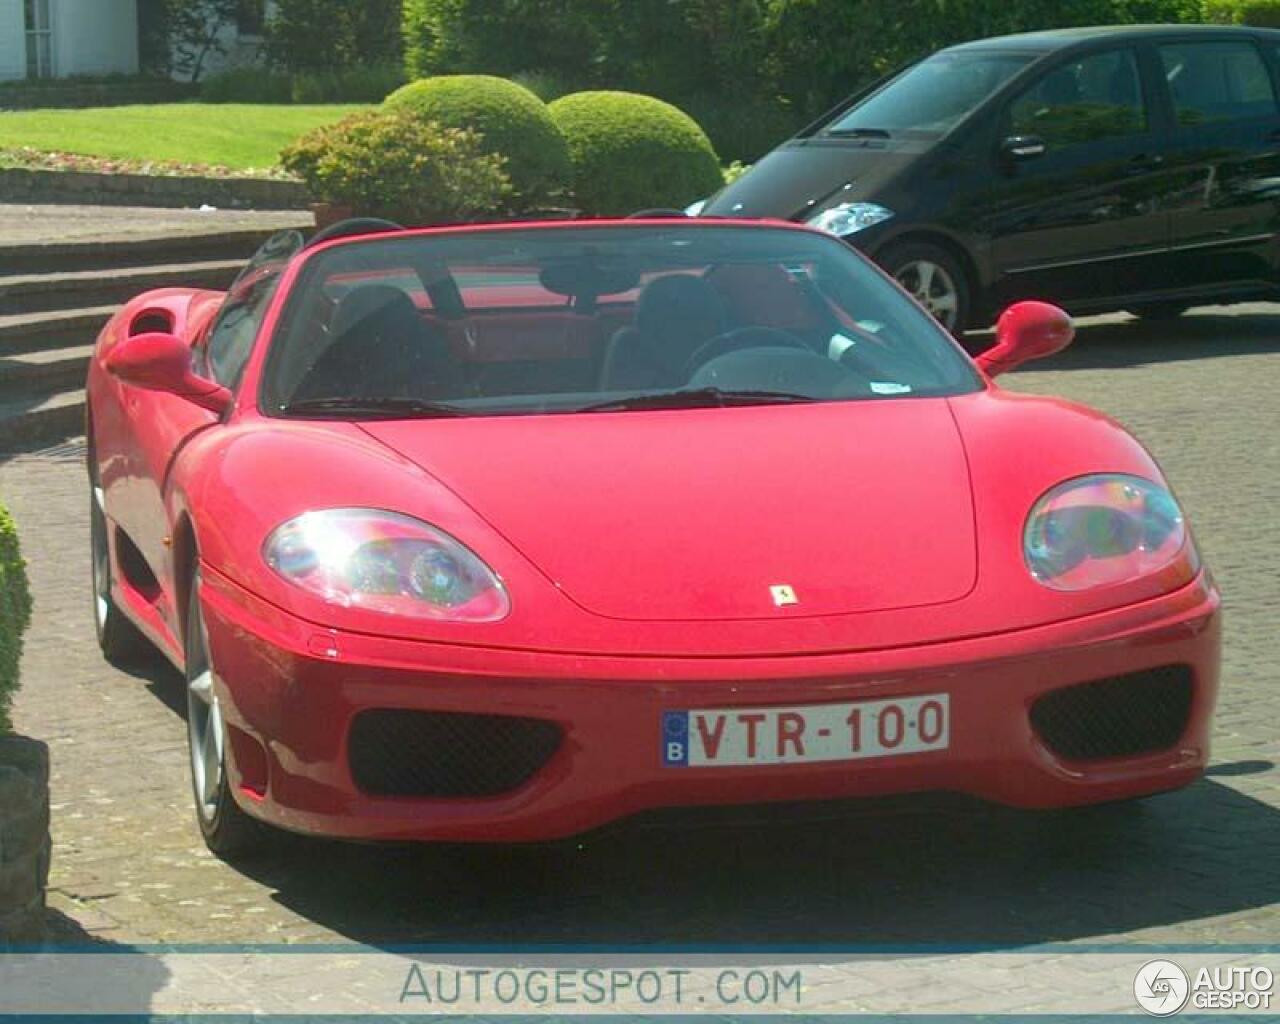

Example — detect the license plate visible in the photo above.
[662,694,950,768]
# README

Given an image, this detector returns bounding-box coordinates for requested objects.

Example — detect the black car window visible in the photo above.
[204,268,282,388]
[1159,41,1278,125]
[1008,49,1148,148]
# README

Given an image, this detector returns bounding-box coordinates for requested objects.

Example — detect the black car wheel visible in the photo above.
[185,572,269,858]
[880,242,971,335]
[89,470,149,664]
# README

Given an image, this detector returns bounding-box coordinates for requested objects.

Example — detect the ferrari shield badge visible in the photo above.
[770,584,799,607]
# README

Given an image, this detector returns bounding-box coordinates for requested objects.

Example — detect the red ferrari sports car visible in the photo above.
[86,218,1220,856]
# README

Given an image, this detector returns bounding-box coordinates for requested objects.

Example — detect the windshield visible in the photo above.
[262,225,980,419]
[826,51,1033,137]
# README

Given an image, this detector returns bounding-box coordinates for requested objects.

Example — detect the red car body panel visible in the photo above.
[85,219,1222,842]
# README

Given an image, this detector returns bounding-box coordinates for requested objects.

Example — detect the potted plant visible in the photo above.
[0,502,46,945]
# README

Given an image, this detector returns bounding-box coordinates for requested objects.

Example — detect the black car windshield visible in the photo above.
[262,224,981,419]
[826,51,1033,137]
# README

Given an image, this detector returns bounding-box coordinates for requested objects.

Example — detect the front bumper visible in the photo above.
[199,566,1221,842]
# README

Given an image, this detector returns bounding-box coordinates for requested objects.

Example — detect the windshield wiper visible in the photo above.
[580,387,817,413]
[826,127,892,139]
[282,396,472,419]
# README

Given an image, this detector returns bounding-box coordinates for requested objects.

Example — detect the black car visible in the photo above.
[698,25,1280,333]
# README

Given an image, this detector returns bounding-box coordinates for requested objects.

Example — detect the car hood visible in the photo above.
[703,139,924,221]
[360,400,976,622]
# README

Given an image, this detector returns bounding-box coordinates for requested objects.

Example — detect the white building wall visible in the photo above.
[0,0,27,81]
[52,0,139,77]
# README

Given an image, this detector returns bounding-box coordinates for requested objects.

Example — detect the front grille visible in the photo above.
[348,710,562,798]
[1030,665,1194,762]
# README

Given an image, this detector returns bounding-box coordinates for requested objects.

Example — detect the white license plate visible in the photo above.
[662,694,950,768]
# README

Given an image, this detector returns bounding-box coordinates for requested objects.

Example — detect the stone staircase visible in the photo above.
[0,229,284,451]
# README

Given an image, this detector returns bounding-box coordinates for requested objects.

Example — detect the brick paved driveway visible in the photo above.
[2,305,1278,955]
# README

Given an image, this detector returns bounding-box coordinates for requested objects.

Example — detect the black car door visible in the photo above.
[1156,36,1280,296]
[984,46,1178,309]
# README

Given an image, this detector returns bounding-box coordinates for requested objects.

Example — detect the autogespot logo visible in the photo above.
[1134,960,1191,1017]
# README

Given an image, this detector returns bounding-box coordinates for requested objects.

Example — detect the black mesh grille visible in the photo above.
[348,710,562,797]
[1030,665,1194,762]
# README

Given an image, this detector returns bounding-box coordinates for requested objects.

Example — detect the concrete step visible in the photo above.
[0,306,117,356]
[0,226,290,276]
[0,343,92,391]
[0,385,84,452]
[0,258,241,315]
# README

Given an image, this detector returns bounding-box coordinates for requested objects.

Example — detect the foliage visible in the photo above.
[280,110,513,224]
[265,0,403,73]
[165,0,243,83]
[203,64,404,103]
[548,91,724,216]
[201,66,294,102]
[681,92,803,163]
[383,75,571,204]
[1203,0,1280,24]
[0,504,32,734]
[723,160,752,185]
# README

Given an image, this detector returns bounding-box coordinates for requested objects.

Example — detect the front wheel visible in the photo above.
[879,242,971,336]
[185,573,268,858]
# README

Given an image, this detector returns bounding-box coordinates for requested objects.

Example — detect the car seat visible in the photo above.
[599,273,728,390]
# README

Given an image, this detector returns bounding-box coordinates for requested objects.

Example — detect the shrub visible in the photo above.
[280,110,513,225]
[201,66,294,103]
[290,64,406,104]
[1202,0,1280,24]
[681,92,802,163]
[266,0,403,74]
[0,504,32,734]
[383,75,571,205]
[548,91,724,216]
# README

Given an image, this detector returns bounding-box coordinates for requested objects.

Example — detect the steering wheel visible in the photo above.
[684,326,811,379]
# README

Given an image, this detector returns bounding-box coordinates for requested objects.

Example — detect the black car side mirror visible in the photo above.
[1000,134,1048,162]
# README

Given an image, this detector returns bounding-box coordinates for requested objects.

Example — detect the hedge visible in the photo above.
[280,110,513,224]
[1202,0,1280,23]
[0,504,32,734]
[383,75,571,205]
[548,91,724,216]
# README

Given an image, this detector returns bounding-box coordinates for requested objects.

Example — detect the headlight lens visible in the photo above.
[684,198,708,217]
[1024,475,1191,591]
[806,202,894,236]
[264,509,510,622]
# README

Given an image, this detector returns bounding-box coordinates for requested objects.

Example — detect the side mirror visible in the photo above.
[1000,134,1047,163]
[104,332,232,415]
[975,301,1074,378]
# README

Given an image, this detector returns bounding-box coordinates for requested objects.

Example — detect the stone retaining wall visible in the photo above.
[0,168,309,211]
[0,736,51,945]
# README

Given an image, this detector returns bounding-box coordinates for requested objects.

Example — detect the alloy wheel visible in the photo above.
[895,259,960,331]
[186,610,225,825]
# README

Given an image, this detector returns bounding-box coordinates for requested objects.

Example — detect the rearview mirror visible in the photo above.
[104,332,232,415]
[1000,134,1047,162]
[975,301,1074,378]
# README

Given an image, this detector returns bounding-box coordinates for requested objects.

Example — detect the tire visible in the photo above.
[89,473,150,665]
[1128,302,1190,321]
[185,572,268,858]
[879,241,971,335]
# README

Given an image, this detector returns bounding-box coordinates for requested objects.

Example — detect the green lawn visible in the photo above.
[0,103,369,171]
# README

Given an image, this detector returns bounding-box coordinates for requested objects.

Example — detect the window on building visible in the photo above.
[24,0,53,79]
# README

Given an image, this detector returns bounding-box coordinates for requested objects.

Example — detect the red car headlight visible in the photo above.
[263,509,510,622]
[1024,474,1194,592]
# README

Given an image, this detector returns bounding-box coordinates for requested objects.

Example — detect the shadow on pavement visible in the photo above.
[204,767,1280,948]
[1009,310,1280,372]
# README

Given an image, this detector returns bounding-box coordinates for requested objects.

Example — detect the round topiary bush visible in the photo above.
[383,75,571,206]
[548,91,724,217]
[280,110,513,226]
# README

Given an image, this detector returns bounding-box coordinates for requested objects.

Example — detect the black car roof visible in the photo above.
[944,23,1280,54]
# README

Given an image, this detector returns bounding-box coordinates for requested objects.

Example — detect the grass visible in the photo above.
[0,103,369,172]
